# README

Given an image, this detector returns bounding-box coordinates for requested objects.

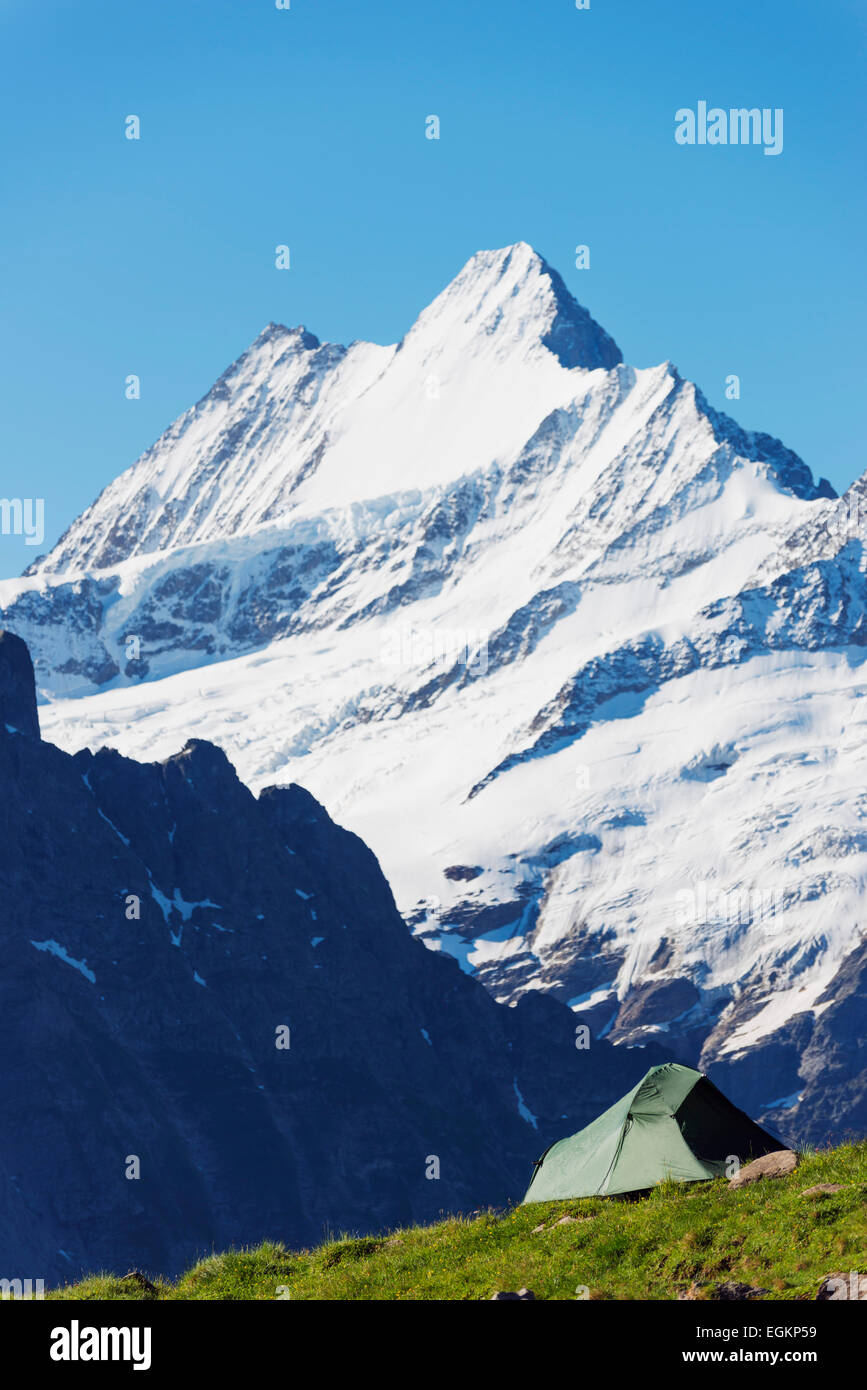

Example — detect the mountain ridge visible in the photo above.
[0,627,676,1282]
[29,242,625,579]
[1,243,862,1151]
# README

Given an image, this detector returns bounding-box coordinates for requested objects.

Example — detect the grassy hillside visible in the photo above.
[50,1142,866,1301]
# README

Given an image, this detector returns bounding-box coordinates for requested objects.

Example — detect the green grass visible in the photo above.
[47,1142,867,1301]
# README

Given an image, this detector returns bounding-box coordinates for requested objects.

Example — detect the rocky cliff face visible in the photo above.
[0,630,672,1285]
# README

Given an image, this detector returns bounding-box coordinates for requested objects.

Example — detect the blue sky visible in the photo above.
[1,0,864,576]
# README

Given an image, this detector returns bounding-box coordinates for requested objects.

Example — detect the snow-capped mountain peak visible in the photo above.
[401,241,622,371]
[3,243,863,1145]
[32,244,624,577]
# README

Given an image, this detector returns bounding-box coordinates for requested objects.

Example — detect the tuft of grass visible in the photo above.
[45,1141,867,1301]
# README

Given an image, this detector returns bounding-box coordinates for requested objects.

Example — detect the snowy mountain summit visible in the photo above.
[30,243,623,574]
[4,241,865,1143]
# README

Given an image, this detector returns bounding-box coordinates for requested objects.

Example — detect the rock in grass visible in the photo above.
[712,1281,770,1300]
[727,1150,799,1189]
[679,1280,768,1301]
[490,1288,536,1300]
[120,1270,158,1296]
[534,1214,595,1233]
[801,1184,845,1198]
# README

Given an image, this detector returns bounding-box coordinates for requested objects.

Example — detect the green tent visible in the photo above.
[523,1063,784,1202]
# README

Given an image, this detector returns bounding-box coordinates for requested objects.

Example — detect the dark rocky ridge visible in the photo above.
[0,630,674,1284]
[535,252,623,372]
[0,629,40,737]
